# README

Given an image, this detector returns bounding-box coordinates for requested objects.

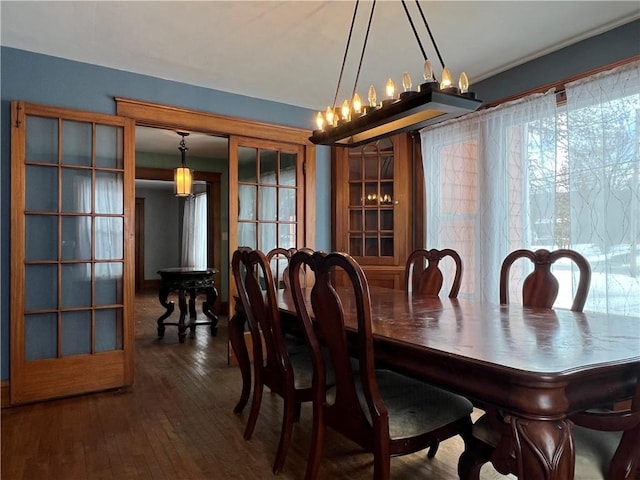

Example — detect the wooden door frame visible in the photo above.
[135,197,145,293]
[115,97,316,248]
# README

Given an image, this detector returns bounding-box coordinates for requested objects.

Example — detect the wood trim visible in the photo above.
[116,97,312,145]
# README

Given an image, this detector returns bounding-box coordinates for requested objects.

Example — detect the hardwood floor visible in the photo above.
[0,292,516,479]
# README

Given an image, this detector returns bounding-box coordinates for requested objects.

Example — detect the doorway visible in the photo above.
[134,126,227,311]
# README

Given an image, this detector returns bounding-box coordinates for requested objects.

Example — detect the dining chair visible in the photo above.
[458,371,640,479]
[231,247,314,475]
[404,248,463,297]
[500,248,591,311]
[288,249,474,480]
[458,248,598,479]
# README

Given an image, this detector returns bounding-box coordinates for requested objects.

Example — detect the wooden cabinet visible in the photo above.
[332,134,420,289]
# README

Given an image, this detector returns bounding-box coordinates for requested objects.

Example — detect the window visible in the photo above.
[421,61,639,315]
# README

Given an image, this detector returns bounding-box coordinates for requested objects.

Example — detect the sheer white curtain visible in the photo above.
[565,61,640,314]
[421,91,557,304]
[181,193,207,269]
[420,60,640,315]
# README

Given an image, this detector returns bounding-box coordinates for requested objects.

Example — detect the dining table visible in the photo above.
[228,286,640,479]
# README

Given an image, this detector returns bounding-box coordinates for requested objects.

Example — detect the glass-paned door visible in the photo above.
[10,101,135,404]
[229,136,304,286]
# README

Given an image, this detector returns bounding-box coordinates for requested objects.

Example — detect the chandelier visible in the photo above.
[174,131,193,197]
[309,0,482,148]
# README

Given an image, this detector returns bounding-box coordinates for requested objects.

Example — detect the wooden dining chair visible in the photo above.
[572,372,640,480]
[288,250,474,480]
[231,247,314,475]
[266,247,297,291]
[458,248,597,479]
[500,248,591,311]
[405,248,463,297]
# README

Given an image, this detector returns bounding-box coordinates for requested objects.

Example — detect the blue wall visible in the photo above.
[1,19,636,381]
[0,46,331,380]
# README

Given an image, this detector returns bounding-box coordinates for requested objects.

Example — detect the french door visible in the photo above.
[10,101,135,404]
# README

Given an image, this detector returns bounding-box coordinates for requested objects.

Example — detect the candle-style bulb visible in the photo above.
[341,100,350,120]
[423,60,434,81]
[352,92,362,113]
[385,78,396,98]
[368,85,377,107]
[440,67,453,89]
[402,72,412,92]
[325,106,334,125]
[315,112,324,130]
[459,72,469,93]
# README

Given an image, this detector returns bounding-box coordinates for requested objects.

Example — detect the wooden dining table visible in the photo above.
[228,286,640,479]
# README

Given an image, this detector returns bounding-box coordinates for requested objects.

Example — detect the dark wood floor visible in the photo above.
[0,292,515,479]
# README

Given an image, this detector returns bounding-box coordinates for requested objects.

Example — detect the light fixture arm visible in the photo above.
[332,1,361,112]
[414,0,446,70]
[178,133,189,167]
[350,0,376,103]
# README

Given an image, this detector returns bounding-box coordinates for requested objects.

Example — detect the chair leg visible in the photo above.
[304,404,326,480]
[458,438,492,480]
[243,372,264,440]
[273,392,297,474]
[427,442,439,458]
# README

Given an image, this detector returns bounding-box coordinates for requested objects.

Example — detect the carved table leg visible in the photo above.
[229,308,250,414]
[177,288,188,343]
[157,285,174,338]
[188,288,198,338]
[499,415,574,480]
[202,285,219,336]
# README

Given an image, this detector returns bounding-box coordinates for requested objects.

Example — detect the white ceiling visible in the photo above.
[2,1,638,156]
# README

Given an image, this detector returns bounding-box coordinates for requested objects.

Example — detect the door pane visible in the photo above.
[260,149,277,184]
[62,120,92,166]
[95,125,124,169]
[61,216,92,261]
[258,187,277,221]
[25,265,57,310]
[279,188,296,221]
[25,313,57,361]
[280,153,296,186]
[62,168,92,213]
[26,215,57,260]
[259,223,277,252]
[96,263,123,305]
[95,217,123,259]
[61,311,91,356]
[26,116,58,163]
[238,146,257,182]
[26,165,57,212]
[238,185,256,220]
[95,172,123,214]
[238,223,256,248]
[96,308,123,352]
[62,264,91,308]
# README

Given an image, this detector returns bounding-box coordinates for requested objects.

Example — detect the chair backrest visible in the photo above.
[500,248,591,312]
[289,250,388,444]
[232,247,292,380]
[266,247,296,290]
[405,248,463,298]
[572,372,640,479]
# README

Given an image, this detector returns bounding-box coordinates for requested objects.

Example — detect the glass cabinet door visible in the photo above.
[347,137,395,258]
